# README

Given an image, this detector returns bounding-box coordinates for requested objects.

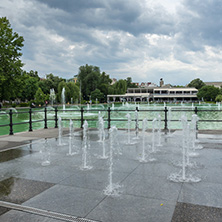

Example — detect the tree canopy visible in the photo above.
[0,17,24,101]
[197,85,220,102]
[188,78,205,89]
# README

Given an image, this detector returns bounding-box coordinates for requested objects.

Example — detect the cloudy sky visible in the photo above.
[1,0,222,85]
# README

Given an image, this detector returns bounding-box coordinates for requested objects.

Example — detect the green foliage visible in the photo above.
[20,70,39,101]
[197,85,220,101]
[0,17,24,101]
[113,79,127,94]
[91,89,104,102]
[57,81,80,104]
[67,82,80,103]
[38,73,65,95]
[35,88,46,105]
[188,78,205,89]
[215,94,222,102]
[126,77,138,88]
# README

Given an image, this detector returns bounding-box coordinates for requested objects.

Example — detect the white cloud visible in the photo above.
[0,0,222,85]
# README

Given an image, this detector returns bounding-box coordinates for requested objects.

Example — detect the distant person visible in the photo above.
[0,102,2,110]
[31,102,35,108]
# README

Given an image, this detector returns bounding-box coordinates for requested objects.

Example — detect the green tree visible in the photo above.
[91,89,104,102]
[188,78,205,89]
[126,77,138,88]
[0,17,24,101]
[21,74,39,101]
[215,94,222,102]
[197,85,220,101]
[35,88,46,105]
[77,64,101,100]
[67,82,80,103]
[57,81,69,103]
[113,79,127,94]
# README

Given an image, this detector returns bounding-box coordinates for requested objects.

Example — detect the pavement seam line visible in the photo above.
[0,200,100,222]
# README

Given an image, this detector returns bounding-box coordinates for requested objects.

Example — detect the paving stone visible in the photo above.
[172,202,222,222]
[0,177,54,204]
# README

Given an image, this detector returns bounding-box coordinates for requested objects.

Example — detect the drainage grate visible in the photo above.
[0,201,100,222]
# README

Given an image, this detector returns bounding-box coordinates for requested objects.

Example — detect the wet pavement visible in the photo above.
[0,128,222,221]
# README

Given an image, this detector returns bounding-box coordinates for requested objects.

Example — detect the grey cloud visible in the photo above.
[177,0,222,50]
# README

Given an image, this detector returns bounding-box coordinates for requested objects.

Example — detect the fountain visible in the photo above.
[157,114,162,147]
[104,126,122,196]
[41,139,51,166]
[168,115,201,182]
[98,116,108,159]
[81,120,92,170]
[151,118,157,153]
[168,107,172,135]
[67,119,77,156]
[138,118,156,162]
[190,114,203,150]
[50,88,56,106]
[126,113,131,144]
[61,87,66,112]
[58,116,66,146]
[134,110,139,139]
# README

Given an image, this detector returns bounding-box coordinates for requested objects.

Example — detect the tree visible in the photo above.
[126,77,138,88]
[67,82,80,103]
[188,78,205,89]
[0,17,24,101]
[91,89,104,102]
[197,85,220,101]
[18,70,39,101]
[35,88,46,105]
[113,79,127,94]
[77,64,101,100]
[215,94,222,102]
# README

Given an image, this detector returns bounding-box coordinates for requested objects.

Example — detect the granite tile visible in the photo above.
[122,173,182,201]
[87,194,175,222]
[59,168,128,191]
[0,177,54,204]
[179,182,222,208]
[23,184,106,218]
[172,202,222,222]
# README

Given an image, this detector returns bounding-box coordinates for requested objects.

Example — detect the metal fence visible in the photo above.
[0,106,222,135]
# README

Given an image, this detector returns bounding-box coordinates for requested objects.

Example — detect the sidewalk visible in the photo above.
[0,128,69,151]
[0,128,222,221]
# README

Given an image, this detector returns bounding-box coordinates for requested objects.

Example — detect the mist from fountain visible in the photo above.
[81,120,92,170]
[50,88,56,106]
[67,119,77,156]
[104,126,121,196]
[61,87,66,112]
[157,114,162,147]
[151,118,157,153]
[41,139,51,166]
[168,115,201,183]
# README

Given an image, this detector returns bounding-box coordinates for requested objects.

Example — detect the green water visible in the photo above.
[0,103,222,136]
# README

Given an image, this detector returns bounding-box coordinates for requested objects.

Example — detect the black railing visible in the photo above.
[0,106,222,135]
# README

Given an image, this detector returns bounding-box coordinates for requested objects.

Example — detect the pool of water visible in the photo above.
[0,102,222,135]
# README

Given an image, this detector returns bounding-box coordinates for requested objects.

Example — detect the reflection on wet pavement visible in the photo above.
[0,147,36,163]
[0,177,55,204]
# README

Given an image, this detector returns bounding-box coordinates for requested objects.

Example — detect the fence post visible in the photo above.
[55,106,58,128]
[164,106,168,132]
[135,107,139,136]
[44,107,48,129]
[29,108,33,132]
[194,106,198,130]
[108,107,111,129]
[80,107,84,128]
[9,109,13,135]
